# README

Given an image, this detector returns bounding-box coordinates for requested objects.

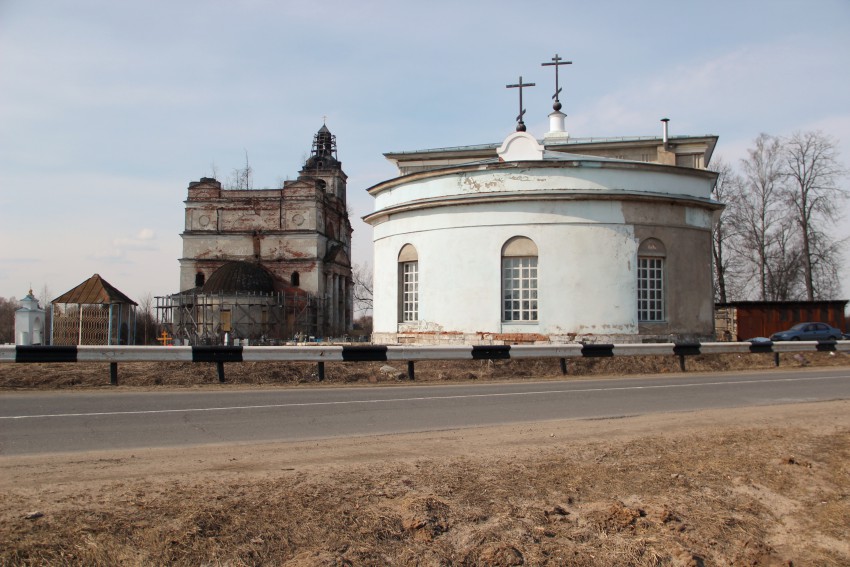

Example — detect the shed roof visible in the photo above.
[53,274,137,306]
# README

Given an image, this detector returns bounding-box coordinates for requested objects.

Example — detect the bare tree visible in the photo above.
[763,220,803,300]
[0,297,19,344]
[781,130,847,300]
[226,150,253,190]
[710,157,745,302]
[37,284,53,344]
[734,133,789,300]
[352,263,373,315]
[136,292,157,345]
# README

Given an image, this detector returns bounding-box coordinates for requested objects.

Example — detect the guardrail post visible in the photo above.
[559,357,568,375]
[673,343,700,373]
[317,361,325,382]
[192,346,240,383]
[110,362,118,386]
[774,352,780,367]
[407,360,415,381]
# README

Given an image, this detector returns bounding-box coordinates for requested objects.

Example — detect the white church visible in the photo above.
[365,62,720,345]
[14,290,46,346]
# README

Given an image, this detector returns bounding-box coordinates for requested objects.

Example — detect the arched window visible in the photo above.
[291,272,300,287]
[398,244,418,322]
[637,238,666,322]
[502,237,538,322]
[195,272,205,287]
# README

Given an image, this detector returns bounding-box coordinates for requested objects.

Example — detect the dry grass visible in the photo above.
[2,354,849,565]
[2,415,849,566]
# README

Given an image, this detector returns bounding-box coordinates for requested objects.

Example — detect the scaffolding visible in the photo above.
[156,290,323,345]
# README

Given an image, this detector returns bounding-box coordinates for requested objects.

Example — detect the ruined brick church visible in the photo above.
[162,125,353,344]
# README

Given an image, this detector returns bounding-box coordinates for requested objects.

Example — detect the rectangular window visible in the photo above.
[502,257,538,321]
[637,257,664,322]
[675,154,703,169]
[401,261,418,322]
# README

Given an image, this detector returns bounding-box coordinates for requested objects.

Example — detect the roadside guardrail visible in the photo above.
[1,341,847,385]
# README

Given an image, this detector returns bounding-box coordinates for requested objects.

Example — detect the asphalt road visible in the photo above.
[1,367,848,456]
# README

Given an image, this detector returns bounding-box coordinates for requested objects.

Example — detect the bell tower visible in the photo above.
[300,124,347,205]
[289,123,353,336]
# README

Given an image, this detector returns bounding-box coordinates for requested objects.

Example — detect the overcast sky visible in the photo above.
[1,0,849,304]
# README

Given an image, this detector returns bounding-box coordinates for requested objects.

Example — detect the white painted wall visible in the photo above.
[372,163,714,212]
[369,155,718,342]
[15,295,45,345]
[373,200,639,336]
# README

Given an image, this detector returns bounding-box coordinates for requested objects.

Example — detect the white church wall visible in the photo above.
[372,239,400,334]
[373,200,641,339]
[368,139,720,345]
[371,164,714,212]
[685,207,713,229]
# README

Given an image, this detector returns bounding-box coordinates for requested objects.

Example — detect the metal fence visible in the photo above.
[2,340,847,385]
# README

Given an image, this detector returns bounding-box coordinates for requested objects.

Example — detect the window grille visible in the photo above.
[401,261,418,322]
[502,257,538,321]
[637,257,664,321]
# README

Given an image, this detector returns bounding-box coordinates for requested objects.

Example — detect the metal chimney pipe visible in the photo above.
[661,118,670,150]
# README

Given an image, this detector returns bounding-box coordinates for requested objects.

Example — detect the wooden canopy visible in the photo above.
[53,274,137,306]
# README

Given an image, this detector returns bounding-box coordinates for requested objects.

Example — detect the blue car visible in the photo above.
[770,322,842,341]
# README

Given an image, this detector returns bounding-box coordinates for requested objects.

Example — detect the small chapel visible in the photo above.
[161,125,353,344]
[14,290,46,346]
[365,57,721,345]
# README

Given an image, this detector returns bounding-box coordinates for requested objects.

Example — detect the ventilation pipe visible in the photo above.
[661,118,670,150]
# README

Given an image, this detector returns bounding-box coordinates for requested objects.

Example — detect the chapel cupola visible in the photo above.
[298,122,348,205]
[305,124,340,170]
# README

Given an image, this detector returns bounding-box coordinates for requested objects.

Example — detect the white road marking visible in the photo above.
[1,375,847,420]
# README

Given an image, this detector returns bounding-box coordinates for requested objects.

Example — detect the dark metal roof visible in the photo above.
[53,274,137,306]
[202,261,276,294]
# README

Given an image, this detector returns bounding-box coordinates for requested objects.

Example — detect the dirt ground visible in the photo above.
[1,356,849,566]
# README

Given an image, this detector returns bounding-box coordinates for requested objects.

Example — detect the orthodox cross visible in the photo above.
[506,76,535,132]
[541,54,572,111]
